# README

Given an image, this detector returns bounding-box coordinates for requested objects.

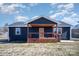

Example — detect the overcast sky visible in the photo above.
[0,3,79,27]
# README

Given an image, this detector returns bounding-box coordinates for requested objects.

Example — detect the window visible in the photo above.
[15,28,21,35]
[29,27,39,32]
[53,28,62,34]
[44,27,52,38]
[44,27,52,33]
[53,28,57,33]
[58,28,62,34]
[29,27,39,38]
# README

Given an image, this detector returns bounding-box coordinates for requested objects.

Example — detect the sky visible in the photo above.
[0,3,79,27]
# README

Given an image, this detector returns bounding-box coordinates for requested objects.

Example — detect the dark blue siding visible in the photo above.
[9,27,27,42]
[62,27,70,40]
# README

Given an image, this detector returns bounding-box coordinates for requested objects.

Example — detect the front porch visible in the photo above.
[27,24,60,43]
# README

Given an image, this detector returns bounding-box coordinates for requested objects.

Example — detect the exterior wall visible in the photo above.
[9,27,27,42]
[61,27,70,40]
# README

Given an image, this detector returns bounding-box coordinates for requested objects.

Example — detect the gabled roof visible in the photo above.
[8,21,26,27]
[28,17,57,24]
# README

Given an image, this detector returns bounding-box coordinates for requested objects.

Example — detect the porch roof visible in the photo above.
[28,17,57,24]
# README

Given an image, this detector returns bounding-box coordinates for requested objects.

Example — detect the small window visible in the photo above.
[53,28,62,34]
[15,28,21,35]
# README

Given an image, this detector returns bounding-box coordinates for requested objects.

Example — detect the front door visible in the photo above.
[39,28,44,39]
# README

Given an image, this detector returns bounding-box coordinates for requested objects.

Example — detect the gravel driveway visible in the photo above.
[0,41,79,56]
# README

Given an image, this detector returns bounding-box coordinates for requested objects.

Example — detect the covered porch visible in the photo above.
[27,23,60,43]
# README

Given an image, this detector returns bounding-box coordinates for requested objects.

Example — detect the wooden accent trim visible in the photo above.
[28,24,56,27]
[28,38,59,43]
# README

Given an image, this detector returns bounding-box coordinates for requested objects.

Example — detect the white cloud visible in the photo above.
[31,16,40,19]
[15,15,29,22]
[57,4,64,9]
[64,4,74,11]
[49,10,54,14]
[0,3,26,14]
[61,17,78,26]
[57,3,74,11]
[50,3,58,6]
[49,10,69,18]
[49,4,73,17]
[49,3,79,26]
[28,3,38,7]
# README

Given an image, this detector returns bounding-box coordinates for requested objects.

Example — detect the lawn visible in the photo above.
[0,41,79,56]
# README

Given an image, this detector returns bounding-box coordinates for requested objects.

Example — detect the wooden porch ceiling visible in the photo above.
[28,24,57,27]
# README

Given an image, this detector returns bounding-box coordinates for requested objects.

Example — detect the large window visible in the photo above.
[29,27,39,32]
[44,27,52,38]
[29,27,39,38]
[15,28,21,35]
[44,27,52,33]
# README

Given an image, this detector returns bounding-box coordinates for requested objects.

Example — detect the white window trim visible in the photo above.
[15,28,21,35]
[57,28,62,34]
[53,28,62,34]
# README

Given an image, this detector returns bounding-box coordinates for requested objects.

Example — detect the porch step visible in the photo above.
[28,38,59,43]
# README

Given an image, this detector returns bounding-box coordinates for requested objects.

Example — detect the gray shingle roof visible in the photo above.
[8,21,26,27]
[8,16,71,27]
[56,21,71,27]
[44,17,71,27]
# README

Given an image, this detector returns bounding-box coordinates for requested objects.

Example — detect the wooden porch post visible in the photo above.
[39,28,44,39]
[56,24,58,34]
[56,24,59,41]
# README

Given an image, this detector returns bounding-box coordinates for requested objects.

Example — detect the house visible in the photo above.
[8,17,71,43]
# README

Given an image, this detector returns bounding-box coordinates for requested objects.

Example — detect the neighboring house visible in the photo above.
[8,17,71,43]
[71,24,79,40]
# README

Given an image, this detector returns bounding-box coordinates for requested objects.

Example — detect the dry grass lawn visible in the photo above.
[0,41,79,56]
